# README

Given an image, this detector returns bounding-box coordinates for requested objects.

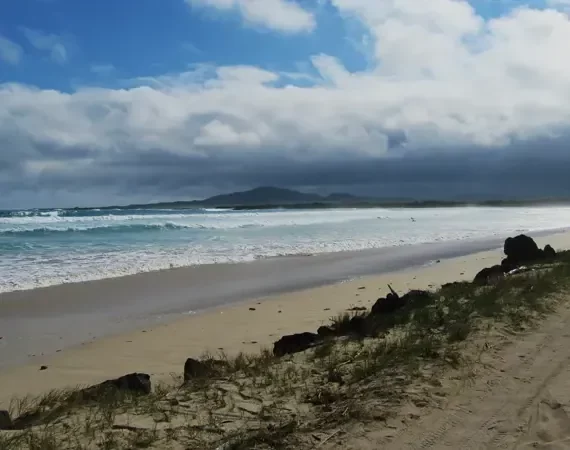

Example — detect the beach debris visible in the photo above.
[358,286,366,290]
[507,265,530,276]
[39,365,48,371]
[273,332,321,357]
[0,410,12,430]
[347,306,367,311]
[249,307,256,311]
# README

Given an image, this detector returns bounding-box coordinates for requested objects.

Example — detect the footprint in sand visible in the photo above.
[517,397,570,449]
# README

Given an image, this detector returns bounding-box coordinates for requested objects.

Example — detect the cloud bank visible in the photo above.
[2,0,570,207]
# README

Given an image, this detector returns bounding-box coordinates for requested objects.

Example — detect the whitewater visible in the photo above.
[1,205,570,293]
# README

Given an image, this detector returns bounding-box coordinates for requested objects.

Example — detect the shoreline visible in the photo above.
[1,230,569,407]
[0,232,524,370]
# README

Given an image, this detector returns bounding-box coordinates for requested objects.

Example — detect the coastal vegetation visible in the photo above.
[1,235,570,449]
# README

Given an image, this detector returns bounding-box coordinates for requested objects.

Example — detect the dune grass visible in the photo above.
[2,251,570,449]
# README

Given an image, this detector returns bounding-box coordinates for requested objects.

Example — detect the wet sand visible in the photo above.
[0,230,569,407]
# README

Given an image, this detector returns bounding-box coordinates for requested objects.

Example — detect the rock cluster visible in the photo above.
[272,284,434,357]
[474,234,556,285]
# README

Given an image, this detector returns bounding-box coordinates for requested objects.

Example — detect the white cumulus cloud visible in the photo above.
[2,1,570,206]
[186,0,316,32]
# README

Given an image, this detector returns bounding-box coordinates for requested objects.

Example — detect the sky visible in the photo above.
[1,0,570,208]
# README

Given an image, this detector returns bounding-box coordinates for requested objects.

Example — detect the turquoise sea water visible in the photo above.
[1,206,570,293]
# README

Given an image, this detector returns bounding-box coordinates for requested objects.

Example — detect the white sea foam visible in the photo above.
[1,206,570,293]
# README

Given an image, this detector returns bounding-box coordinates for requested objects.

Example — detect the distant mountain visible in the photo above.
[201,187,327,206]
[71,186,570,211]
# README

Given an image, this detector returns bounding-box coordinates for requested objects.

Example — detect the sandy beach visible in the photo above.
[0,230,569,409]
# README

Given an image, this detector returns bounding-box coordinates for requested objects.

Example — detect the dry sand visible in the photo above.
[1,230,570,419]
[349,289,570,450]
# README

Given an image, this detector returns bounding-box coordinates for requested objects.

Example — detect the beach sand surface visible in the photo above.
[1,231,570,409]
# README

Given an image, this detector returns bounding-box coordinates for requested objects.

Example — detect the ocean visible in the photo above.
[1,205,570,294]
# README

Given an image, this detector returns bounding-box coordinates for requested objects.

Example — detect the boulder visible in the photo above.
[347,315,367,335]
[371,285,404,315]
[317,325,335,337]
[80,373,151,400]
[370,286,432,316]
[273,332,320,357]
[183,358,226,381]
[401,289,432,306]
[473,265,505,285]
[101,372,151,394]
[544,244,556,259]
[0,410,12,430]
[503,234,544,267]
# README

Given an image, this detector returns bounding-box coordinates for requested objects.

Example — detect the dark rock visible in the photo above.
[441,281,466,290]
[503,234,544,267]
[249,308,256,311]
[317,326,335,337]
[370,286,431,315]
[348,315,367,335]
[371,291,404,315]
[544,244,556,259]
[39,365,48,371]
[102,372,151,394]
[401,289,432,305]
[347,306,367,311]
[183,358,227,381]
[80,373,152,400]
[500,258,517,273]
[184,358,212,380]
[273,332,320,357]
[0,410,12,430]
[473,265,505,285]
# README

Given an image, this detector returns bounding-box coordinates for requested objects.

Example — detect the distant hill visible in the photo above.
[71,187,368,211]
[72,187,570,211]
[201,187,325,206]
